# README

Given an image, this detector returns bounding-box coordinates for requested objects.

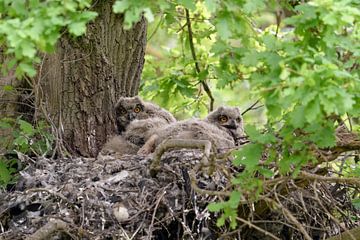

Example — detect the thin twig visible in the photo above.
[25,188,69,202]
[147,15,164,41]
[312,181,356,240]
[299,171,360,186]
[236,216,281,240]
[185,8,214,111]
[266,197,312,240]
[346,112,353,131]
[241,99,263,115]
[275,10,282,37]
[147,189,167,240]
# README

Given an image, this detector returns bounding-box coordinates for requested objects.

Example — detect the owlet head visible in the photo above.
[206,106,244,144]
[114,96,144,133]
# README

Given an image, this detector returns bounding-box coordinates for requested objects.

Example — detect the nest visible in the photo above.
[0,144,359,239]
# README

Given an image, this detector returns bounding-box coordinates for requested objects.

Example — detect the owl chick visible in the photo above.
[100,135,139,156]
[99,97,176,158]
[138,106,244,155]
[99,118,169,157]
[123,117,169,146]
[114,96,176,134]
[204,106,244,144]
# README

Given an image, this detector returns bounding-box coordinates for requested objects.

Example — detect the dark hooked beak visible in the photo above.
[129,113,136,120]
[226,120,237,129]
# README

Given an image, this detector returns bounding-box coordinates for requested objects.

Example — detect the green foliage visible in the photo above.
[0,117,54,156]
[113,0,172,29]
[0,117,53,186]
[0,158,17,186]
[353,198,360,209]
[139,0,360,228]
[0,0,97,77]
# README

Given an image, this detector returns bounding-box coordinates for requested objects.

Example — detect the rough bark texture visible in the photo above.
[39,1,147,157]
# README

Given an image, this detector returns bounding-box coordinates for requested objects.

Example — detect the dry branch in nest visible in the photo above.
[0,131,359,240]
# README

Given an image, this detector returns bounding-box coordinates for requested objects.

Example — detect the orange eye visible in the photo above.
[134,106,142,113]
[218,115,228,123]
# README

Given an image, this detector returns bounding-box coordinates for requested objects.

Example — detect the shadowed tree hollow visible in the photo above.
[38,1,147,157]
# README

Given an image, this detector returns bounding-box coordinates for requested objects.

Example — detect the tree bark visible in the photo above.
[39,1,147,157]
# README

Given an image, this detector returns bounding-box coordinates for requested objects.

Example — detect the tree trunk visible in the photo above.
[38,1,147,157]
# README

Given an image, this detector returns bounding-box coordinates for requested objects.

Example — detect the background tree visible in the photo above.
[0,0,147,157]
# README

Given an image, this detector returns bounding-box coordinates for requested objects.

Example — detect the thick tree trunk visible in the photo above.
[39,1,147,157]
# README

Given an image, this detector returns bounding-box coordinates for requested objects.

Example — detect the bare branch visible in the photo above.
[241,99,263,116]
[236,217,281,240]
[185,8,214,111]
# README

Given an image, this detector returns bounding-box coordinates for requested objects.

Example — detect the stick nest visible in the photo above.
[0,142,359,239]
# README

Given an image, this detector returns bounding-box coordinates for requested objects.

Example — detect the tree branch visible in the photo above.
[185,8,214,111]
[299,171,360,186]
[314,131,360,164]
[236,216,281,240]
[241,99,263,116]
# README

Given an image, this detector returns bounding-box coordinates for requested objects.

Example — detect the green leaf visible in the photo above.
[290,106,306,128]
[216,214,226,227]
[198,69,209,81]
[0,160,12,184]
[216,18,231,40]
[21,41,36,58]
[143,8,154,22]
[242,50,260,66]
[228,191,241,208]
[11,0,27,16]
[352,198,360,209]
[80,11,98,21]
[204,0,218,13]
[113,0,130,13]
[177,0,196,10]
[244,125,261,141]
[233,143,263,169]
[0,120,12,129]
[68,21,87,36]
[18,62,37,77]
[258,168,274,178]
[208,202,224,212]
[243,0,265,14]
[13,135,28,147]
[19,120,35,135]
[244,125,276,144]
[322,12,337,25]
[306,124,336,148]
[3,85,14,91]
[123,8,142,29]
[279,68,290,80]
[305,99,321,123]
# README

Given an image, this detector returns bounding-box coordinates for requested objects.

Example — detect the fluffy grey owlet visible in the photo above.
[114,96,176,134]
[138,106,244,155]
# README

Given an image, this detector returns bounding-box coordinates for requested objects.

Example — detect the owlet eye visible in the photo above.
[218,115,228,123]
[236,117,241,123]
[134,105,142,113]
[120,109,127,114]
